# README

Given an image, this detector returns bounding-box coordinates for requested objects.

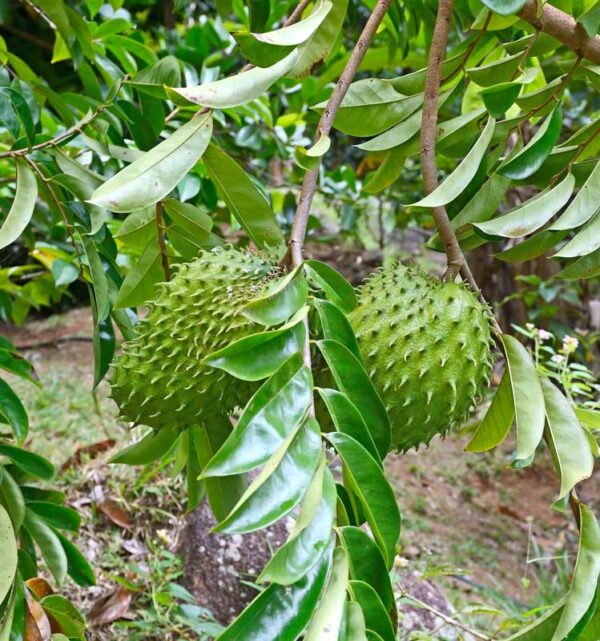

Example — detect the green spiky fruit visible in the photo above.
[349,263,494,452]
[111,247,277,430]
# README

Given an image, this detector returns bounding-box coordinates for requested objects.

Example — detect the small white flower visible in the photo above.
[562,335,579,353]
[552,354,566,364]
[537,329,552,341]
[526,323,535,331]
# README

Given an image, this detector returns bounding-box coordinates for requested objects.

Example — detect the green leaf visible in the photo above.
[480,0,528,15]
[318,389,380,464]
[81,235,110,324]
[466,52,522,86]
[205,311,307,381]
[259,466,336,585]
[554,210,600,258]
[92,314,115,388]
[327,432,400,568]
[557,248,600,280]
[475,173,575,238]
[502,335,545,466]
[466,371,515,452]
[318,340,390,458]
[171,50,299,108]
[314,299,362,361]
[163,198,212,244]
[344,601,368,641]
[203,354,312,477]
[576,407,600,429]
[340,526,395,621]
[357,110,422,152]
[203,144,285,255]
[541,378,594,500]
[114,240,163,309]
[0,378,28,443]
[23,509,67,585]
[412,117,495,208]
[114,207,156,250]
[243,267,308,326]
[40,595,85,640]
[0,444,54,480]
[128,56,181,99]
[0,346,35,383]
[496,230,569,262]
[348,581,395,641]
[362,148,406,194]
[26,502,80,532]
[480,82,522,118]
[235,0,332,67]
[89,113,213,212]
[0,504,17,607]
[304,260,357,313]
[110,427,178,465]
[499,106,562,180]
[550,160,600,230]
[295,132,332,170]
[214,417,322,534]
[0,160,37,250]
[0,468,25,531]
[578,0,600,36]
[504,599,566,640]
[552,504,600,641]
[54,530,95,587]
[216,542,332,641]
[304,546,349,641]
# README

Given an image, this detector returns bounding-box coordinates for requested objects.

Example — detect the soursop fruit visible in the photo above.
[349,263,494,452]
[111,247,277,431]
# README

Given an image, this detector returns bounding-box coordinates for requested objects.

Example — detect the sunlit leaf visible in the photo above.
[0,160,37,250]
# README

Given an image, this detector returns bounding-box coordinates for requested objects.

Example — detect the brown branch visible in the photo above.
[518,0,600,64]
[155,201,171,281]
[283,0,313,26]
[288,0,392,268]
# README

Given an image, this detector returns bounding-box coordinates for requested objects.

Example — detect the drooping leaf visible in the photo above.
[541,377,594,500]
[26,502,80,532]
[304,260,357,313]
[0,444,54,480]
[0,468,25,531]
[0,378,28,443]
[496,230,569,262]
[0,160,37,250]
[89,113,213,212]
[214,418,322,534]
[54,530,95,587]
[412,117,495,208]
[23,509,67,585]
[0,503,17,607]
[362,149,406,194]
[110,427,178,465]
[550,160,600,230]
[327,432,400,568]
[202,354,312,477]
[557,248,600,279]
[348,581,395,641]
[554,210,600,258]
[162,198,212,244]
[466,52,522,86]
[344,601,368,641]
[314,299,362,361]
[114,240,163,309]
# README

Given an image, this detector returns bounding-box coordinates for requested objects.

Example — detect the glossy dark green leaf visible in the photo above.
[480,82,522,118]
[187,426,206,512]
[304,260,357,313]
[203,144,285,256]
[550,160,600,230]
[475,173,575,238]
[554,210,600,258]
[496,230,569,262]
[216,542,332,641]
[0,444,54,480]
[0,88,34,146]
[318,388,380,464]
[259,466,336,585]
[466,370,515,452]
[203,354,312,477]
[54,529,96,587]
[114,240,163,309]
[26,502,80,533]
[205,312,307,381]
[23,509,67,585]
[348,581,395,641]
[93,314,115,388]
[327,433,400,568]
[110,427,178,465]
[480,0,528,16]
[578,0,600,36]
[0,503,17,607]
[0,378,28,443]
[318,340,390,458]
[0,343,35,383]
[40,594,86,639]
[557,248,600,280]
[0,160,37,250]
[243,267,309,326]
[502,335,545,466]
[314,299,362,361]
[499,107,562,180]
[552,504,600,641]
[214,418,322,534]
[0,468,25,531]
[340,527,395,622]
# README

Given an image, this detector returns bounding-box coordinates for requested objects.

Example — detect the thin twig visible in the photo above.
[155,201,171,280]
[283,0,313,26]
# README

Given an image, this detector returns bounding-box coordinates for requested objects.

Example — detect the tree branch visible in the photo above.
[283,0,313,27]
[518,0,600,64]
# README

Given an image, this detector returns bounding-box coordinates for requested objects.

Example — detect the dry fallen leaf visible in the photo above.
[97,498,132,530]
[88,587,134,627]
[61,439,116,471]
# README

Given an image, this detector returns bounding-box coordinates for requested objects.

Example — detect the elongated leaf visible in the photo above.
[362,148,406,194]
[475,173,575,238]
[318,340,390,458]
[466,52,522,86]
[304,260,357,313]
[413,117,495,208]
[39,594,86,638]
[357,109,422,152]
[314,299,361,361]
[26,501,80,532]
[327,433,400,568]
[305,547,349,641]
[542,378,594,500]
[89,113,213,212]
[500,107,562,180]
[345,601,368,641]
[54,530,95,587]
[466,371,514,452]
[128,56,181,99]
[23,509,67,585]
[111,427,178,465]
[203,144,285,255]
[554,210,600,258]
[0,444,54,480]
[318,388,380,463]
[550,160,600,230]
[0,469,25,531]
[205,312,307,381]
[0,504,17,606]
[163,198,211,242]
[214,418,322,534]
[348,581,395,641]
[202,354,312,477]
[259,467,336,585]
[552,505,600,641]
[172,50,299,108]
[243,267,308,326]
[503,598,566,640]
[216,542,332,641]
[502,335,545,466]
[496,229,569,262]
[81,235,110,324]
[0,160,37,250]
[557,248,600,280]
[114,240,163,309]
[0,378,28,443]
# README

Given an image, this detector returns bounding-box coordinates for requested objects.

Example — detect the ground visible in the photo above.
[2,306,597,640]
